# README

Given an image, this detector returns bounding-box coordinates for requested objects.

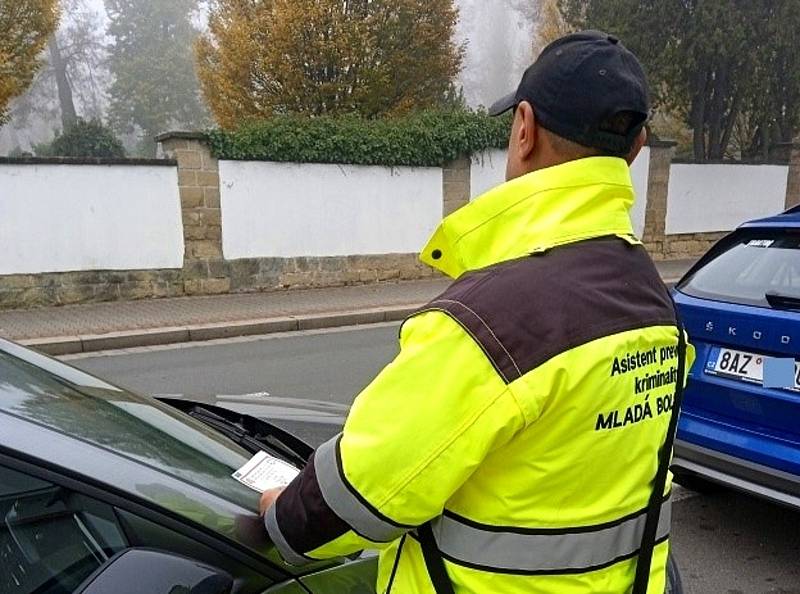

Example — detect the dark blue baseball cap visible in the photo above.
[489,30,650,155]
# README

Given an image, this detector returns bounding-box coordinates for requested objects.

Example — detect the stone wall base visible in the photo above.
[645,232,728,261]
[0,254,437,311]
[0,269,185,310]
[227,254,436,293]
[0,236,732,311]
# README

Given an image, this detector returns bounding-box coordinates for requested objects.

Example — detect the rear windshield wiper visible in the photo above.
[765,291,800,312]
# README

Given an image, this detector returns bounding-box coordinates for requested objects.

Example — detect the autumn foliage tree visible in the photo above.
[196,0,464,128]
[0,0,60,125]
[534,0,572,54]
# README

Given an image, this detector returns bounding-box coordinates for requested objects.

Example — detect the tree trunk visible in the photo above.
[719,90,741,160]
[746,124,763,160]
[690,70,708,162]
[707,63,730,160]
[49,35,78,131]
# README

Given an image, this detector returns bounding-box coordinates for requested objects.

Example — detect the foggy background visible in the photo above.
[0,0,539,156]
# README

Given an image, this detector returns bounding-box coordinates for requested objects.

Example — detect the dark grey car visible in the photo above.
[0,338,376,593]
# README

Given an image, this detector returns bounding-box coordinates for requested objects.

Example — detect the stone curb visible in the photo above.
[18,305,422,356]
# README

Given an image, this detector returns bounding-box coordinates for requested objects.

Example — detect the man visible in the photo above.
[261,30,694,594]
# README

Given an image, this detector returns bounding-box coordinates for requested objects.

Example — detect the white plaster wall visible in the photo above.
[470,148,649,237]
[470,149,508,199]
[666,164,789,234]
[629,146,650,238]
[220,161,443,259]
[0,164,184,275]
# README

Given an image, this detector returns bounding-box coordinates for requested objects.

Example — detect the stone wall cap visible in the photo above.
[155,131,207,142]
[671,158,786,166]
[646,138,678,148]
[0,156,177,166]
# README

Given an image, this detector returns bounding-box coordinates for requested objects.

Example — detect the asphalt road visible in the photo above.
[66,324,800,594]
[68,324,402,405]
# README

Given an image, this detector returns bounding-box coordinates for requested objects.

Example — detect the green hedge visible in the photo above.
[36,119,126,159]
[205,110,511,167]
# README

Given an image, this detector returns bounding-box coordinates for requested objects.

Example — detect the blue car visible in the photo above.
[672,205,800,508]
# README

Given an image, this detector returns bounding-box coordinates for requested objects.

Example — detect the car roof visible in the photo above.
[740,205,800,228]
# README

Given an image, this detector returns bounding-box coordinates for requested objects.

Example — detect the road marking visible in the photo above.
[59,321,401,360]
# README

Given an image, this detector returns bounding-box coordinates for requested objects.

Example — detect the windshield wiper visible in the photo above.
[190,406,310,468]
[765,291,800,311]
[158,398,312,467]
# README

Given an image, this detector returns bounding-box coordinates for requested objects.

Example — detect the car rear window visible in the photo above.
[678,229,800,308]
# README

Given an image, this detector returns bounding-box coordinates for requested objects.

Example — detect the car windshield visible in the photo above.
[0,347,261,514]
[678,229,800,308]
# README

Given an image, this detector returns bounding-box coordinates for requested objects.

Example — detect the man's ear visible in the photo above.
[625,128,647,165]
[515,101,537,162]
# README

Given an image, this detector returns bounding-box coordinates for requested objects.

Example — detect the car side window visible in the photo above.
[0,464,128,593]
[115,508,275,592]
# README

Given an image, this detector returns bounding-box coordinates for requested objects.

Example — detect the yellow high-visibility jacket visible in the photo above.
[266,156,695,593]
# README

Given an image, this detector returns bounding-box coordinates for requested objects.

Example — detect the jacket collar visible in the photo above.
[421,156,640,278]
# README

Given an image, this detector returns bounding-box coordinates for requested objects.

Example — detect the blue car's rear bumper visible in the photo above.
[673,411,800,509]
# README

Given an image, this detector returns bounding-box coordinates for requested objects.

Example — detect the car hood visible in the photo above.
[156,393,349,447]
[155,393,349,424]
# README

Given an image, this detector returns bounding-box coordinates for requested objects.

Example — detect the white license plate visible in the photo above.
[706,348,800,391]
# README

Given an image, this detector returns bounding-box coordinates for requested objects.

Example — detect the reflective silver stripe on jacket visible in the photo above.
[315,434,410,543]
[264,504,311,566]
[430,497,671,574]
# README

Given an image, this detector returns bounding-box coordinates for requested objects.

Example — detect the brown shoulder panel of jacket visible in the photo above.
[410,237,676,384]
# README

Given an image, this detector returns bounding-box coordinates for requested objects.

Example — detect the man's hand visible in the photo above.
[259,487,285,516]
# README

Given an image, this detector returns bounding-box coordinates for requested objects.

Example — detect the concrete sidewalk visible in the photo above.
[0,259,696,355]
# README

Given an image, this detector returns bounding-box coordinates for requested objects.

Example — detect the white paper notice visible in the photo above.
[232,451,300,493]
